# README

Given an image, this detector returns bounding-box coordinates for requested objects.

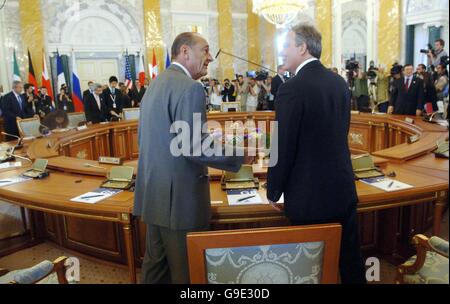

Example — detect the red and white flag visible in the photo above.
[138,54,145,86]
[41,52,54,101]
[149,49,158,80]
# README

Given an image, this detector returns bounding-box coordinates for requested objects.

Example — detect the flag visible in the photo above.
[56,51,66,90]
[41,52,54,101]
[27,50,38,95]
[71,51,84,112]
[165,48,171,69]
[13,49,21,81]
[150,49,158,79]
[124,52,133,90]
[138,54,145,86]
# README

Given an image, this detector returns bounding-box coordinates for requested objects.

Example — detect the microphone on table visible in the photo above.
[4,150,32,163]
[1,132,24,149]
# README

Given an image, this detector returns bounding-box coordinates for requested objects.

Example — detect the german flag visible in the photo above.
[27,49,39,95]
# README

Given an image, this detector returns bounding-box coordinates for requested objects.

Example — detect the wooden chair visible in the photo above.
[67,112,87,128]
[187,224,342,284]
[0,256,69,284]
[396,234,449,284]
[122,108,140,121]
[16,115,41,138]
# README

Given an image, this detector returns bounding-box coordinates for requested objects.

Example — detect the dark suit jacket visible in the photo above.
[102,87,123,118]
[1,92,31,139]
[82,89,93,109]
[267,60,357,222]
[130,87,146,106]
[271,74,285,102]
[36,95,54,118]
[84,93,108,124]
[389,76,424,115]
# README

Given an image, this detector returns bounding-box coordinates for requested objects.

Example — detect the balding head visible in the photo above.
[171,32,214,80]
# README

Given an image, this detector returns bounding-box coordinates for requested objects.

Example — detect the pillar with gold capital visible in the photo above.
[247,0,261,71]
[19,0,45,86]
[315,0,333,67]
[217,0,234,80]
[143,0,165,77]
[378,0,402,68]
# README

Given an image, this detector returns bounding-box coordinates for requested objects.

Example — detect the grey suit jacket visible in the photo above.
[134,64,243,230]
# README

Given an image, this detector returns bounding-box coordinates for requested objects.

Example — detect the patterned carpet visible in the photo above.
[0,211,447,284]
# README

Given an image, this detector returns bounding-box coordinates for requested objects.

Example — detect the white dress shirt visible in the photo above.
[172,62,192,79]
[295,57,319,75]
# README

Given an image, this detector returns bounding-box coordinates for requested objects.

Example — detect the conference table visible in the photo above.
[0,112,448,283]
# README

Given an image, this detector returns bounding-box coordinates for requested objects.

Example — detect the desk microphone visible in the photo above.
[4,151,32,163]
[1,132,24,149]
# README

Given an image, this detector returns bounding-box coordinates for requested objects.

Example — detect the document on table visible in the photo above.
[227,189,264,206]
[0,162,22,170]
[360,177,413,192]
[70,188,123,204]
[0,176,32,187]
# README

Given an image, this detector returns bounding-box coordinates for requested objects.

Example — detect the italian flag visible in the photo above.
[13,49,21,81]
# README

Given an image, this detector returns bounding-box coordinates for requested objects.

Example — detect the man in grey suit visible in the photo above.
[134,32,246,284]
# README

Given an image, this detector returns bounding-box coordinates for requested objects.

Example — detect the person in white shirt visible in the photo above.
[209,79,223,111]
[246,77,259,112]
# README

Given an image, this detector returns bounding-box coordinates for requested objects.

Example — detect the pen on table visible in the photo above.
[237,195,256,202]
[80,194,105,200]
[387,181,394,188]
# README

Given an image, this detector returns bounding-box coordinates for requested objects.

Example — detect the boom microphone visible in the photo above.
[214,49,278,74]
[215,49,222,59]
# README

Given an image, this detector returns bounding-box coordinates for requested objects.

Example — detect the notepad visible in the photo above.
[227,189,264,206]
[70,188,123,204]
[360,177,413,192]
[0,176,32,187]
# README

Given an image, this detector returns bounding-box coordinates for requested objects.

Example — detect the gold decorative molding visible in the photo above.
[143,0,165,74]
[316,0,332,67]
[378,0,402,68]
[247,0,261,71]
[349,132,364,146]
[217,0,234,80]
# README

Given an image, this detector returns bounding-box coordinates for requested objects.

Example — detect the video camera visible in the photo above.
[246,70,269,81]
[420,44,435,56]
[390,63,403,76]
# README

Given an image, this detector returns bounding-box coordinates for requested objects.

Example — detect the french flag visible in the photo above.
[71,51,84,112]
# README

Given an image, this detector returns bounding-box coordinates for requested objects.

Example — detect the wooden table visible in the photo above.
[0,112,448,283]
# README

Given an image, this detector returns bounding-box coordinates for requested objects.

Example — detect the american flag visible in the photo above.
[124,53,133,90]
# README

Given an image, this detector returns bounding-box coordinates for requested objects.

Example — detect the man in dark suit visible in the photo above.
[82,81,94,109]
[266,24,366,284]
[1,81,29,140]
[134,32,246,284]
[36,87,55,118]
[84,83,108,124]
[388,64,424,116]
[103,76,122,120]
[271,65,287,104]
[130,80,146,107]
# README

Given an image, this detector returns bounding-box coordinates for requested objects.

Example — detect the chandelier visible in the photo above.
[252,0,308,28]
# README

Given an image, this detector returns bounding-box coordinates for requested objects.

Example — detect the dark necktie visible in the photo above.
[404,78,410,92]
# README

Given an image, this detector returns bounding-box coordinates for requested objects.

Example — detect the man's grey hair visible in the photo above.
[12,80,22,88]
[291,24,322,59]
[171,32,202,60]
[93,83,103,90]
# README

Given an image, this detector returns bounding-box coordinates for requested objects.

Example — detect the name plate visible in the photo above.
[404,117,415,124]
[408,135,419,144]
[77,125,88,131]
[98,156,123,165]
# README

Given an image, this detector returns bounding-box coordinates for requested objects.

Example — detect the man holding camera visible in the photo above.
[427,39,447,69]
[388,64,424,116]
[221,78,236,102]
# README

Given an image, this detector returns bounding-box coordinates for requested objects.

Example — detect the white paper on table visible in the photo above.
[360,177,413,192]
[0,162,22,169]
[0,176,32,187]
[70,188,123,204]
[227,189,264,206]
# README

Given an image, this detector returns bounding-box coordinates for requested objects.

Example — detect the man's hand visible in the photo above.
[387,106,394,114]
[416,109,422,117]
[268,199,284,212]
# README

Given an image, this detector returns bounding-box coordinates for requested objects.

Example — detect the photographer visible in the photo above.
[427,39,448,69]
[352,70,370,112]
[22,83,37,118]
[57,84,74,112]
[416,64,438,113]
[373,67,390,113]
[435,63,449,100]
[221,78,236,102]
[209,79,222,111]
[237,75,248,111]
[246,77,259,112]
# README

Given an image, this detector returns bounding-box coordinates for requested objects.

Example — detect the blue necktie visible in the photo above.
[16,95,23,111]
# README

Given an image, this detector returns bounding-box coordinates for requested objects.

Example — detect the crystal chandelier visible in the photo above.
[252,0,308,28]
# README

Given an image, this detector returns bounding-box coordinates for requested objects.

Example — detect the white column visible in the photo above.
[366,0,374,65]
[332,0,343,69]
[0,9,11,92]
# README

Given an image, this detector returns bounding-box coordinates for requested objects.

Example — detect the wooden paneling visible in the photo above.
[67,139,95,160]
[61,216,125,263]
[349,124,372,153]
